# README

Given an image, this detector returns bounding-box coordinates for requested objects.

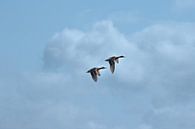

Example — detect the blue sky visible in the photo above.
[0,0,194,71]
[0,0,195,129]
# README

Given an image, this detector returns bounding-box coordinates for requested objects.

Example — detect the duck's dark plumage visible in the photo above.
[108,60,115,73]
[105,56,124,74]
[87,67,106,82]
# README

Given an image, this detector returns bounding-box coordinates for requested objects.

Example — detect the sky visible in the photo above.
[0,0,195,129]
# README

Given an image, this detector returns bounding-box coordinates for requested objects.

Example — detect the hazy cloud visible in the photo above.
[1,20,195,129]
[42,20,195,129]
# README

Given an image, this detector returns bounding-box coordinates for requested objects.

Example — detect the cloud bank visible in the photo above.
[1,20,195,129]
[42,20,195,129]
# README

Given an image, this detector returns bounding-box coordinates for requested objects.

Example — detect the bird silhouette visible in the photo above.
[105,56,125,74]
[86,67,106,82]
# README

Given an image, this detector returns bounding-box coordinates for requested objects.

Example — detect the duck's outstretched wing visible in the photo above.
[90,71,98,82]
[115,56,125,64]
[109,60,115,74]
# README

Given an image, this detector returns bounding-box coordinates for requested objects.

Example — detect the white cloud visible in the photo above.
[44,21,195,88]
[1,20,195,129]
[143,103,195,129]
[42,20,195,129]
[43,20,131,76]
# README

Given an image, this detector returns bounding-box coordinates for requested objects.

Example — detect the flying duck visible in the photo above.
[105,56,125,74]
[86,67,106,82]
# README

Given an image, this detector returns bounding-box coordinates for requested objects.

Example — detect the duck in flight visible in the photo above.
[105,56,125,74]
[86,67,106,82]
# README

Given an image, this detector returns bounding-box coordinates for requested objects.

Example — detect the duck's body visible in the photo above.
[105,56,124,73]
[87,67,106,82]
